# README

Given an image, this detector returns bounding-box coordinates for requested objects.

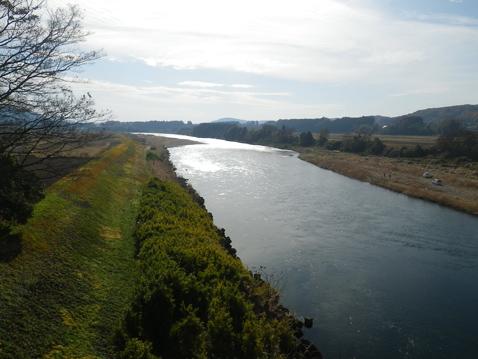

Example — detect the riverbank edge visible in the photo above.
[295,147,478,217]
[123,134,323,358]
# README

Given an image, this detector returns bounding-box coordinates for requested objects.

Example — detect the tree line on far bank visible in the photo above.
[187,116,466,140]
[321,127,478,161]
[186,119,478,162]
[102,104,478,136]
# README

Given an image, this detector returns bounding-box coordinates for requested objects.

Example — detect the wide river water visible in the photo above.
[159,134,478,359]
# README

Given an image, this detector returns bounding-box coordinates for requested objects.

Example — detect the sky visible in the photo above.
[45,0,478,123]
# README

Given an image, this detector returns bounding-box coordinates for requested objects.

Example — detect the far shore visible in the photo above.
[297,147,478,217]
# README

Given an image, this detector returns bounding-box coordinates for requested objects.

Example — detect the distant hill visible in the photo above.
[213,117,247,124]
[374,115,394,126]
[396,104,478,125]
[247,105,478,134]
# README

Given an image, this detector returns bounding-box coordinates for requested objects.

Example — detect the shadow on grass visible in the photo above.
[0,225,22,263]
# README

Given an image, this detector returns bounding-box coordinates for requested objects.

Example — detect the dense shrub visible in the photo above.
[115,178,296,359]
[317,128,329,146]
[436,129,478,160]
[0,153,44,224]
[369,138,386,155]
[299,131,315,147]
[146,151,162,161]
[325,140,342,151]
[340,135,367,153]
[383,147,400,158]
[401,145,427,158]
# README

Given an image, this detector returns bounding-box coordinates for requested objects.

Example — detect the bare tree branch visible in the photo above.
[0,0,112,223]
[0,0,112,175]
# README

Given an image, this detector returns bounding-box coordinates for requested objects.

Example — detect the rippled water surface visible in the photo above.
[161,134,478,359]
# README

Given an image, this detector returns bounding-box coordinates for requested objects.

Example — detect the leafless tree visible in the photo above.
[0,0,111,179]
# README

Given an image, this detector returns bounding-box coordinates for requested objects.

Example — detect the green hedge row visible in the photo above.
[115,178,296,359]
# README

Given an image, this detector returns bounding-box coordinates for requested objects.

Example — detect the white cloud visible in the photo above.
[389,85,451,97]
[407,12,478,26]
[179,81,224,88]
[69,1,473,86]
[46,0,478,121]
[231,84,255,89]
[46,0,478,83]
[67,78,336,122]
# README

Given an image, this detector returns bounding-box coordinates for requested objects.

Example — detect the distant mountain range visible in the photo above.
[215,105,478,127]
[98,104,478,133]
[374,104,478,126]
[211,105,478,134]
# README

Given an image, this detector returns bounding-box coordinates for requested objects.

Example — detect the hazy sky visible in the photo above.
[47,0,478,123]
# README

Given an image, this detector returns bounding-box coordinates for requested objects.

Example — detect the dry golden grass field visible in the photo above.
[298,137,478,216]
[37,134,121,187]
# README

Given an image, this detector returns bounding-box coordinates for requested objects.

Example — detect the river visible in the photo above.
[159,134,478,359]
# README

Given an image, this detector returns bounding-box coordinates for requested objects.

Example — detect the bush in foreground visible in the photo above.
[115,178,296,359]
[0,153,44,225]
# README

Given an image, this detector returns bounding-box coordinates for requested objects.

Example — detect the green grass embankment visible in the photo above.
[114,178,297,359]
[0,135,150,358]
[1,134,300,358]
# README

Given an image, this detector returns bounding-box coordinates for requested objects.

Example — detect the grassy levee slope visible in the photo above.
[1,134,300,359]
[0,135,150,358]
[115,178,296,359]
